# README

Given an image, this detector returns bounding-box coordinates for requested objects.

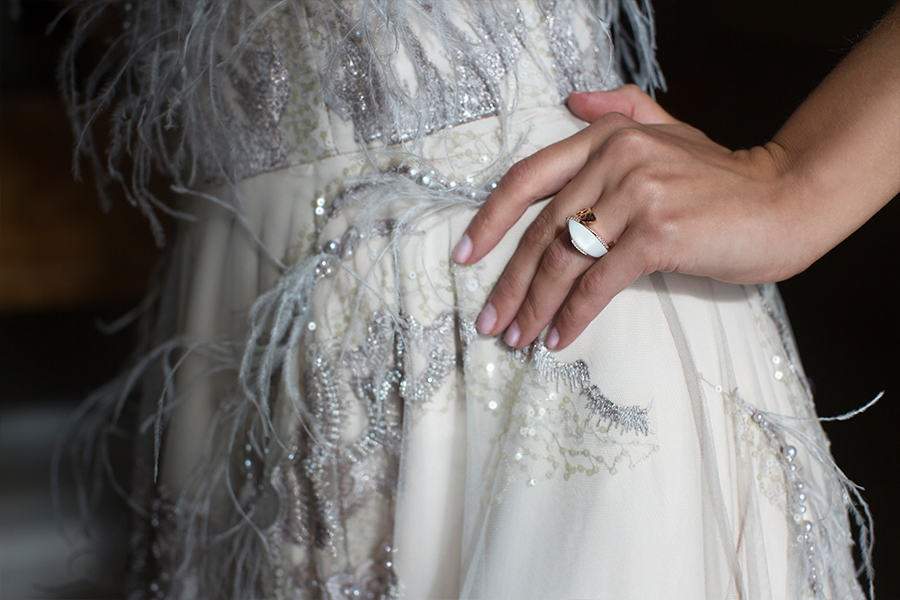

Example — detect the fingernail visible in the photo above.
[503,321,520,347]
[546,328,559,350]
[453,234,473,264]
[476,303,497,334]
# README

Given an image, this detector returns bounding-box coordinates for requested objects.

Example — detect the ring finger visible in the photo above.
[477,162,611,336]
[502,205,619,348]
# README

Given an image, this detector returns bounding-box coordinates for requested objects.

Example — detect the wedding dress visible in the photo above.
[62,1,871,598]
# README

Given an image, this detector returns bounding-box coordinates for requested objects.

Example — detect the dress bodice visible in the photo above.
[68,1,662,213]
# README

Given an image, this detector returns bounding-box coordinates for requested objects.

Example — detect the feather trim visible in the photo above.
[59,0,663,245]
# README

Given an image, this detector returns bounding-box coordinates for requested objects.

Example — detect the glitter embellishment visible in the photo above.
[318,1,527,144]
[544,0,618,95]
[212,21,291,182]
[757,284,812,399]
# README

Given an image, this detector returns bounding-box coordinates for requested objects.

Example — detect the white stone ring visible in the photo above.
[566,208,611,258]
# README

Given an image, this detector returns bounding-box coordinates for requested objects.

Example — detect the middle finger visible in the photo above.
[484,167,624,345]
[475,165,604,337]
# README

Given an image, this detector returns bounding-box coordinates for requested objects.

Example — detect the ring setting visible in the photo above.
[567,208,610,258]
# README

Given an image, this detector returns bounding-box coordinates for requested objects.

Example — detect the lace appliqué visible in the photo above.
[258,309,454,599]
[472,340,656,501]
[513,342,650,435]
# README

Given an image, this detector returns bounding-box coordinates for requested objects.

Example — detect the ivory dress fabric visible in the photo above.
[63,1,870,598]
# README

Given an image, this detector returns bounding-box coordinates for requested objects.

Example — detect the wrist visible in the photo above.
[753,141,827,279]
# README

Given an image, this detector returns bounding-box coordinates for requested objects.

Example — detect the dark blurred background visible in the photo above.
[1,0,897,598]
[2,1,159,597]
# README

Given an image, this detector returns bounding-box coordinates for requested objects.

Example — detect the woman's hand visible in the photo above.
[455,0,898,353]
[453,85,805,351]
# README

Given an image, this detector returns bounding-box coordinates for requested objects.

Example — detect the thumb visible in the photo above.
[567,84,677,125]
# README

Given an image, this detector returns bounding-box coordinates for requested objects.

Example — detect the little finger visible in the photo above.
[546,230,649,350]
[502,231,597,348]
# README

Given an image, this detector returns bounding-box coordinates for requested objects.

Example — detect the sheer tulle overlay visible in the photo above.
[62,1,870,598]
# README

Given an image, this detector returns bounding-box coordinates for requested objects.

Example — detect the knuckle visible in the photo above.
[517,293,549,325]
[607,126,652,155]
[596,110,633,131]
[475,198,508,234]
[504,155,539,189]
[540,238,574,273]
[578,266,606,299]
[560,297,597,333]
[643,209,672,238]
[522,208,558,250]
[465,213,492,245]
[621,84,649,105]
[636,195,677,241]
[621,166,663,199]
[492,268,524,304]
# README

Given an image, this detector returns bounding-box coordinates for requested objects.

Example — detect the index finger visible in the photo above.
[452,130,592,265]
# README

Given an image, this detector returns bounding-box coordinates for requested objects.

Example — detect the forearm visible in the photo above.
[770,1,899,266]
